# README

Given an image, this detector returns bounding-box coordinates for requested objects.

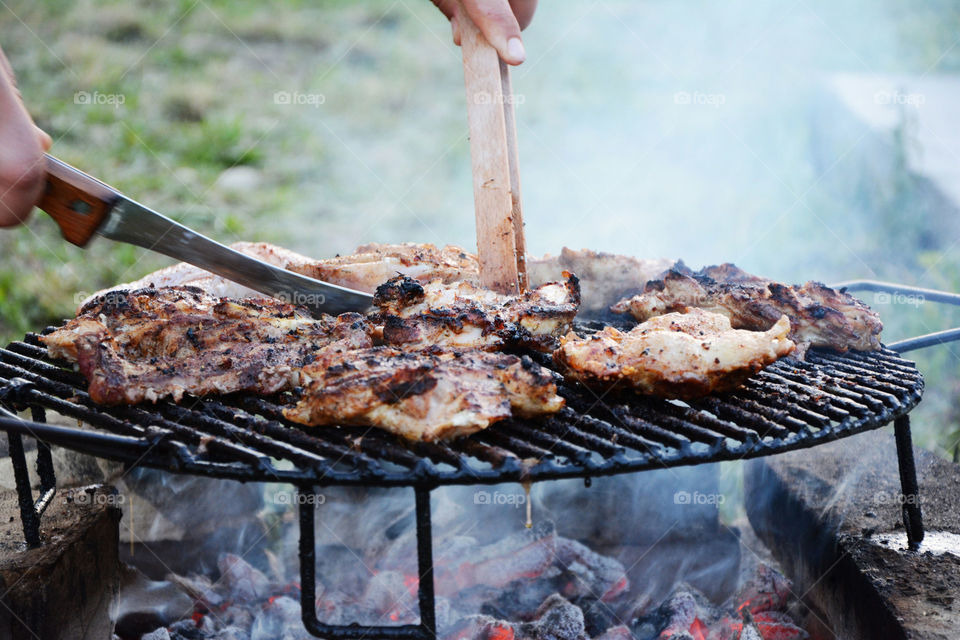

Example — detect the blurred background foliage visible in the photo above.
[2,0,960,457]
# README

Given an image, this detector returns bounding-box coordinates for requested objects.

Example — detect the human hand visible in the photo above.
[0,47,52,227]
[432,0,538,65]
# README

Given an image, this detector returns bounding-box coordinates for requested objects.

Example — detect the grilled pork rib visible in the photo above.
[611,264,882,352]
[283,347,564,441]
[374,273,581,352]
[42,286,373,405]
[554,308,795,399]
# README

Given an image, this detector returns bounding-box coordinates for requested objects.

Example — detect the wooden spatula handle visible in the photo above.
[37,154,119,246]
[499,58,527,291]
[458,5,524,295]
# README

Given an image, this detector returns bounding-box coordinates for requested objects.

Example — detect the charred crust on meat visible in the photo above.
[374,275,425,305]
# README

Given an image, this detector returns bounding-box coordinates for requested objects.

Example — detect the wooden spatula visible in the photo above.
[458,5,527,294]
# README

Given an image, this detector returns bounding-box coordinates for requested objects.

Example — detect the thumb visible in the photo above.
[460,0,526,65]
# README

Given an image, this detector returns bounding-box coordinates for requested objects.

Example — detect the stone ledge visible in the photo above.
[0,484,122,640]
[745,429,960,640]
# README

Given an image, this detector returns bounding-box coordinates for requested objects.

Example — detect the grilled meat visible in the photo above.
[288,242,479,292]
[79,242,317,308]
[42,286,373,405]
[82,242,479,308]
[554,308,795,399]
[611,264,882,352]
[528,248,675,311]
[374,273,581,352]
[283,348,564,441]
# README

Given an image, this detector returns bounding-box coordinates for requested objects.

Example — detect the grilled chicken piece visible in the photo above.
[283,347,564,441]
[554,309,795,399]
[528,248,675,312]
[611,265,882,352]
[78,242,317,308]
[373,273,581,352]
[82,242,479,308]
[42,286,373,405]
[288,242,479,292]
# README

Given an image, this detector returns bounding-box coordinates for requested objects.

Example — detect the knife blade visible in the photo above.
[37,154,373,316]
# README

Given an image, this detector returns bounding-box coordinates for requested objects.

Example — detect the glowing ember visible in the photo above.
[404,573,420,596]
[689,617,709,640]
[487,622,515,640]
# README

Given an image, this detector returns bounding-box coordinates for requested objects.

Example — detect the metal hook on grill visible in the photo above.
[832,280,960,353]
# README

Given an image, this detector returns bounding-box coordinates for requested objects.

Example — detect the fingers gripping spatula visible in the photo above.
[457,2,528,294]
[36,155,373,316]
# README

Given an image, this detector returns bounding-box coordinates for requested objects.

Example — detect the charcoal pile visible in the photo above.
[117,521,809,640]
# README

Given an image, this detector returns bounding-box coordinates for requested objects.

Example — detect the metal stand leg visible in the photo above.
[298,484,437,640]
[415,487,437,639]
[1,385,57,547]
[7,430,40,547]
[893,415,924,550]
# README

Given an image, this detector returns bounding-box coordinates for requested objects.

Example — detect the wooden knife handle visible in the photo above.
[37,154,120,246]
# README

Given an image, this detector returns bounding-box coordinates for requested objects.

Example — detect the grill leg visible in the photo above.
[415,486,437,639]
[894,415,924,550]
[6,431,40,548]
[298,484,432,640]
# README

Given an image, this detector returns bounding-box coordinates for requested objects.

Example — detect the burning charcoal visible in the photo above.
[553,537,630,602]
[218,553,271,601]
[220,603,255,630]
[746,611,808,640]
[737,611,763,640]
[732,565,791,615]
[577,598,620,637]
[213,628,247,640]
[443,614,518,640]
[631,590,696,640]
[593,625,633,640]
[141,629,171,640]
[362,570,418,623]
[250,595,310,640]
[516,594,589,640]
[166,572,225,609]
[316,589,366,626]
[438,521,557,594]
[168,619,206,639]
[316,544,374,599]
[479,567,565,621]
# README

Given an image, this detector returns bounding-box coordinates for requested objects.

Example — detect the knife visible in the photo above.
[36,154,373,316]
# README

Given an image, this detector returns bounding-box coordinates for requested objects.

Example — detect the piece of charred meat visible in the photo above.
[611,264,882,352]
[82,242,479,308]
[528,247,675,312]
[78,241,319,308]
[554,308,795,399]
[287,242,479,292]
[283,347,564,441]
[42,286,373,405]
[373,272,581,352]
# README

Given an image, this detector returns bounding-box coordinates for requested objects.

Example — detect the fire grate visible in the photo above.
[0,322,927,640]
[0,327,924,487]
